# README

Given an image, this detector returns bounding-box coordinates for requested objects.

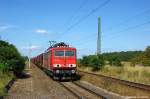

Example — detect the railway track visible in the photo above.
[78,70,150,92]
[59,81,106,99]
[37,64,127,99]
[39,65,106,99]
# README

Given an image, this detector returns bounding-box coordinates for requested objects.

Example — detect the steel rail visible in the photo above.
[72,81,107,99]
[59,82,83,99]
[60,81,106,99]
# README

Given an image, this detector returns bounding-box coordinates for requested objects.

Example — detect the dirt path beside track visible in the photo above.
[4,63,77,99]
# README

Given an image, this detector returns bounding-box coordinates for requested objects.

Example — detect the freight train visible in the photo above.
[31,42,77,80]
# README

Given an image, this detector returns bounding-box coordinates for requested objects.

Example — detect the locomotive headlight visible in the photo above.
[69,64,76,67]
[54,64,61,67]
[72,64,76,67]
[71,70,75,73]
[68,64,71,67]
[56,70,59,73]
[58,64,61,67]
[53,64,57,67]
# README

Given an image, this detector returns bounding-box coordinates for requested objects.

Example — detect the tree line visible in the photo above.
[0,40,26,76]
[78,46,150,71]
[131,47,150,66]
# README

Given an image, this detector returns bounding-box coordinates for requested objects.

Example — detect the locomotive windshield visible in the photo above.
[55,51,64,56]
[65,51,75,56]
[55,50,75,56]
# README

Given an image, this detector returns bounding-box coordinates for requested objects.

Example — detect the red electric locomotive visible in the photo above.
[32,42,77,80]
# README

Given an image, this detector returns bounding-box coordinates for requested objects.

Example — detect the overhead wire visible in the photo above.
[54,1,149,53]
[73,8,150,45]
[68,3,150,53]
[73,20,150,47]
[52,0,88,41]
[58,0,111,39]
[64,0,88,27]
[74,21,150,54]
[103,8,150,33]
[103,21,150,39]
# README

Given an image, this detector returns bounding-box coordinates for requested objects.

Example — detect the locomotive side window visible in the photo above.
[65,51,75,56]
[55,51,64,56]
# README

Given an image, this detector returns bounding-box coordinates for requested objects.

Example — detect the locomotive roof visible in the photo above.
[33,42,76,57]
[53,42,69,47]
[46,42,76,52]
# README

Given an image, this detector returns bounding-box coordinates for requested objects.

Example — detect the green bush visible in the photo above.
[142,46,150,66]
[80,56,90,66]
[79,54,105,71]
[131,46,150,66]
[102,51,143,62]
[90,56,99,71]
[108,57,122,67]
[0,63,5,72]
[0,40,25,75]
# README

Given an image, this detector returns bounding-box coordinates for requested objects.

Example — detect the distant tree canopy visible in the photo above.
[102,51,143,66]
[0,40,26,75]
[131,46,150,66]
[102,51,143,62]
[107,56,122,66]
[78,47,150,69]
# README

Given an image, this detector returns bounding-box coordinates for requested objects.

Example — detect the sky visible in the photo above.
[0,0,150,58]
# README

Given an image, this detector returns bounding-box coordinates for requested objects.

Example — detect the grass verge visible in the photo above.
[79,72,150,97]
[78,64,150,97]
[0,72,13,96]
[78,64,150,85]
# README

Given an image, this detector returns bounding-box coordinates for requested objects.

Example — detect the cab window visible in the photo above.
[55,51,64,56]
[65,51,75,56]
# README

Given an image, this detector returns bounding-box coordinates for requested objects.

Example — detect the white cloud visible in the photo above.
[35,29,48,34]
[21,45,40,51]
[0,26,9,30]
[0,24,17,32]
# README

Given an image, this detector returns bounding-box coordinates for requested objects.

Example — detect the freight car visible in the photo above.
[32,42,77,80]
